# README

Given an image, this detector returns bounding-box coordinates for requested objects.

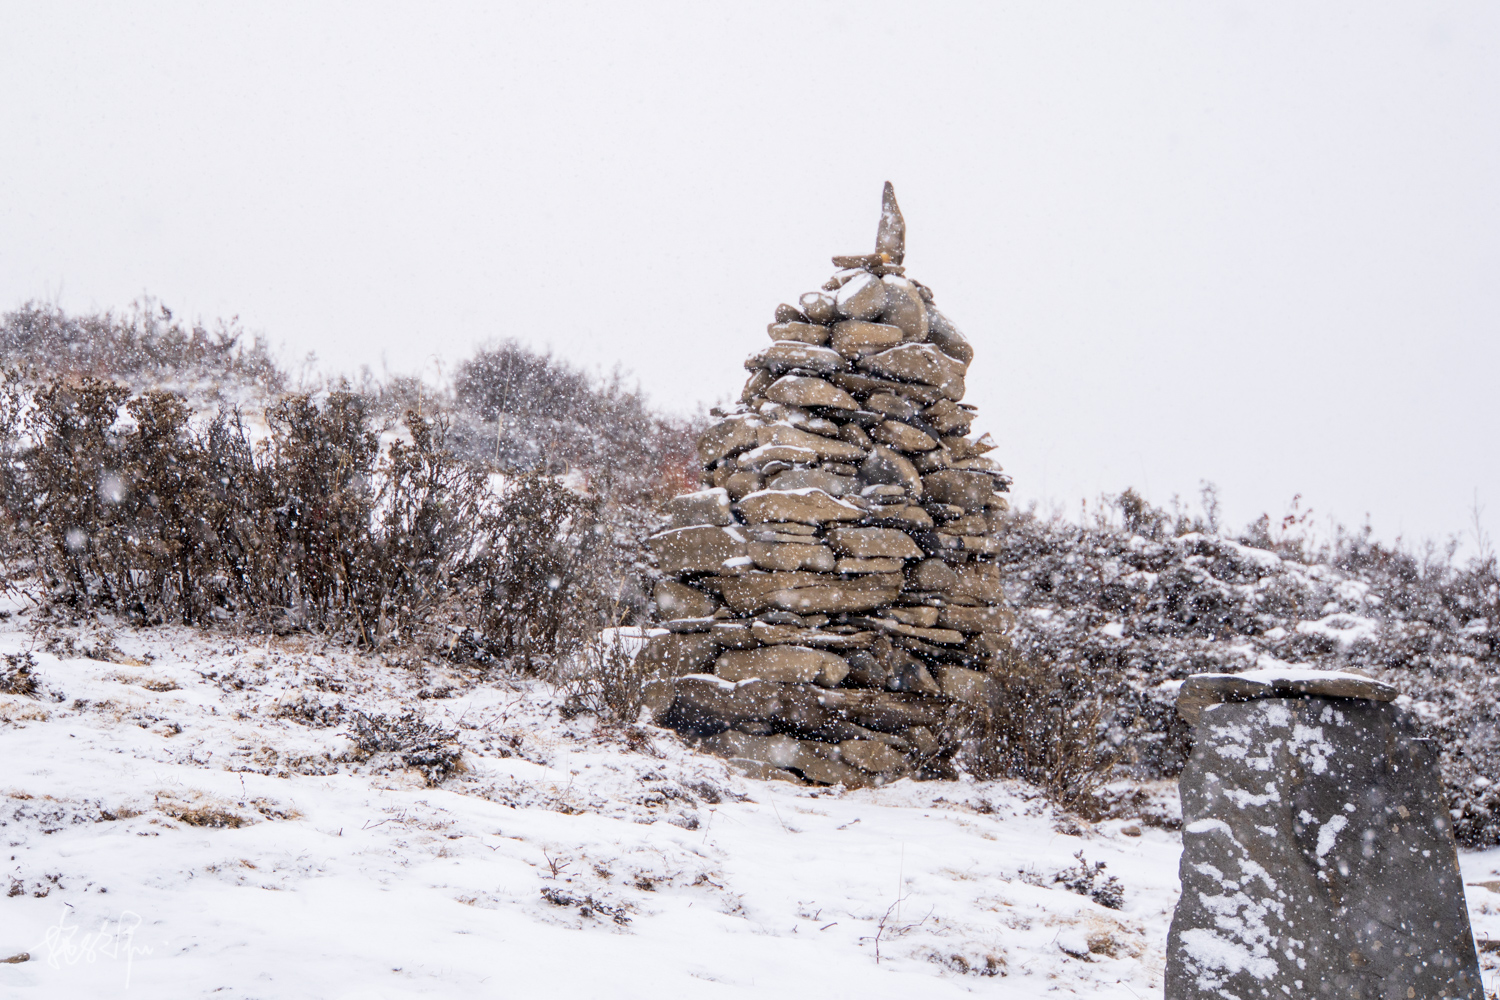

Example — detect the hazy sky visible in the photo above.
[3,3,1497,548]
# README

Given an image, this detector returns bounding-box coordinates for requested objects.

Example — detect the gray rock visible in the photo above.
[1166,696,1483,1000]
[1176,668,1398,725]
[719,570,903,615]
[652,581,719,620]
[669,676,783,732]
[829,371,945,406]
[758,584,902,615]
[839,739,908,775]
[664,487,732,528]
[934,664,990,705]
[912,444,952,473]
[774,303,808,323]
[799,290,838,324]
[865,391,921,420]
[766,321,830,346]
[830,320,904,358]
[767,468,858,496]
[882,606,940,627]
[764,375,858,410]
[640,678,677,724]
[709,622,758,649]
[835,557,906,574]
[881,276,928,340]
[747,540,837,573]
[738,488,865,525]
[866,502,933,528]
[756,423,868,463]
[648,525,748,575]
[936,605,1014,634]
[724,756,801,783]
[888,654,941,695]
[703,730,804,768]
[921,469,996,511]
[926,304,974,364]
[826,526,924,560]
[816,688,942,730]
[859,344,967,398]
[840,422,873,449]
[749,341,845,376]
[637,633,722,676]
[697,416,762,465]
[747,522,819,539]
[921,399,973,435]
[875,181,905,265]
[797,754,870,787]
[740,369,774,403]
[721,471,763,500]
[859,444,925,496]
[715,646,850,686]
[738,443,819,472]
[908,558,1005,603]
[748,620,814,645]
[944,431,996,460]
[835,272,887,320]
[872,419,938,453]
[843,650,891,688]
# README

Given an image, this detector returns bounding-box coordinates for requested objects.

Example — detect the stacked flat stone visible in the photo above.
[638,183,1015,786]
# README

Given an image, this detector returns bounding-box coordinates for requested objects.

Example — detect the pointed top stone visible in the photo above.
[875,181,905,265]
[832,183,908,273]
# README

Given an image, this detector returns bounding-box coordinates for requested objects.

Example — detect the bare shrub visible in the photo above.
[0,300,282,394]
[349,711,462,784]
[452,340,704,508]
[1055,850,1125,909]
[461,472,613,668]
[5,376,622,666]
[971,650,1115,812]
[551,628,647,723]
[0,653,38,697]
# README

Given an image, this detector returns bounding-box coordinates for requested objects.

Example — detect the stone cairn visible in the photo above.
[1167,669,1484,1000]
[637,183,1015,786]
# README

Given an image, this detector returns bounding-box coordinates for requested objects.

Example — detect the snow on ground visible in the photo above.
[0,600,1493,998]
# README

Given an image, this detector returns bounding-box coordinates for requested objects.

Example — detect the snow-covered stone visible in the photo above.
[1167,691,1484,999]
[830,319,904,358]
[764,375,858,410]
[834,271,886,320]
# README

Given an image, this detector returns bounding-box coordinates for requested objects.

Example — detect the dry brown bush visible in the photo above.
[3,375,622,670]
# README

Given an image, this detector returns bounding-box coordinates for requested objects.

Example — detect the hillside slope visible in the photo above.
[0,603,1189,998]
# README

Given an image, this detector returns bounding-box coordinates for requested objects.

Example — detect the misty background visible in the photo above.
[2,2,1496,547]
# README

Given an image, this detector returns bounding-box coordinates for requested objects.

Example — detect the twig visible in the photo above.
[541,850,571,880]
[860,895,932,965]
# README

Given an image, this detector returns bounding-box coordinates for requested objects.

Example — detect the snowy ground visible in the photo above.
[0,600,1496,999]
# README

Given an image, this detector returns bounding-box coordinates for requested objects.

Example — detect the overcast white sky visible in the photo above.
[2,3,1496,547]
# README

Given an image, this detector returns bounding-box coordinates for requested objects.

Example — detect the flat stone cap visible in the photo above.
[1176,667,1398,725]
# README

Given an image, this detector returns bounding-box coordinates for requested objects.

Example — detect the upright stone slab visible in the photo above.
[1166,669,1483,1000]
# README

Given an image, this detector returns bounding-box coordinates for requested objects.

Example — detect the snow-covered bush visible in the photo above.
[0,299,282,397]
[995,490,1500,845]
[348,710,462,784]
[4,376,623,670]
[451,340,703,508]
[971,651,1116,812]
